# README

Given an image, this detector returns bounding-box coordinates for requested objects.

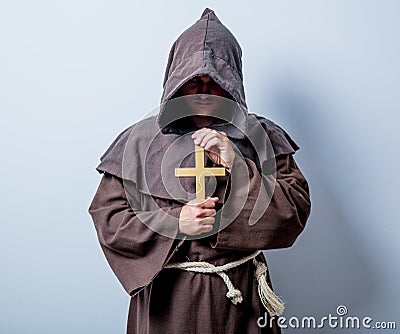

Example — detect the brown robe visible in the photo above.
[89,8,311,334]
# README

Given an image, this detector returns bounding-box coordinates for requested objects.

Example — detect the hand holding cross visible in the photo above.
[176,129,234,236]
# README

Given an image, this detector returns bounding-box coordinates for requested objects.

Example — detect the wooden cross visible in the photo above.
[175,145,226,200]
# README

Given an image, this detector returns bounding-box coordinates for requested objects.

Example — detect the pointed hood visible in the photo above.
[158,8,247,138]
[95,9,300,199]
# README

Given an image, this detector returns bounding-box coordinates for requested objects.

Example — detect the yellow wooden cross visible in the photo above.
[175,145,226,200]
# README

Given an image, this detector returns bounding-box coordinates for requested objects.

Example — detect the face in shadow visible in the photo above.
[180,75,228,127]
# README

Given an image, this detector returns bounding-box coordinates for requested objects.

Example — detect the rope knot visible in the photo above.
[255,262,268,279]
[226,288,243,305]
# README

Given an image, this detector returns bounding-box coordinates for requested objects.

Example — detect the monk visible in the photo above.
[89,8,311,334]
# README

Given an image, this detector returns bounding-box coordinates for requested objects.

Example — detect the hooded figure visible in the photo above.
[89,9,310,334]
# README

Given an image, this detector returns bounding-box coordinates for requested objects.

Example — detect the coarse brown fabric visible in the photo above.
[89,8,311,334]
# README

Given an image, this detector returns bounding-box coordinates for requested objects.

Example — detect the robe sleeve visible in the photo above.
[88,173,183,296]
[210,153,311,251]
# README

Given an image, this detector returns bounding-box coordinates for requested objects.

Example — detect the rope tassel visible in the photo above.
[254,259,285,317]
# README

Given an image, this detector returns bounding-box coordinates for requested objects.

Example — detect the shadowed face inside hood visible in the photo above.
[180,75,229,127]
[158,8,247,138]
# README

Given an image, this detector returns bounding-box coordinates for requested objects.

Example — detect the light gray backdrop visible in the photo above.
[1,1,398,333]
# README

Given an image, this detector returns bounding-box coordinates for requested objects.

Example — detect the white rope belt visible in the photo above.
[164,250,284,316]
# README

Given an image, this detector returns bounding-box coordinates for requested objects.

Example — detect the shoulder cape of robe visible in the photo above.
[88,114,310,333]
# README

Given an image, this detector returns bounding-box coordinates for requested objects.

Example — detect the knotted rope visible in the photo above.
[164,250,284,316]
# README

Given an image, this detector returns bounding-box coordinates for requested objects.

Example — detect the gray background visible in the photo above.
[1,1,398,333]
